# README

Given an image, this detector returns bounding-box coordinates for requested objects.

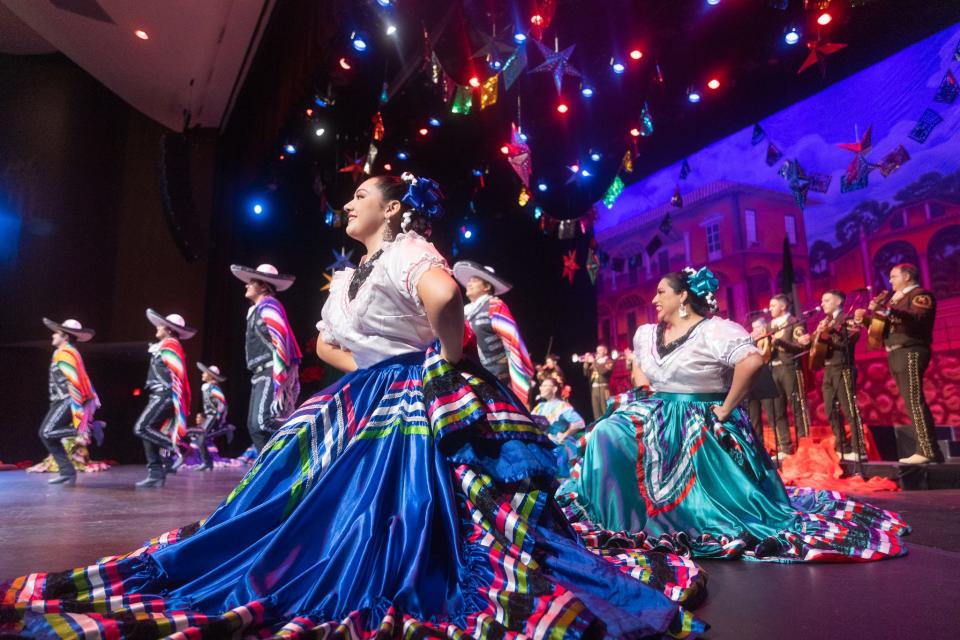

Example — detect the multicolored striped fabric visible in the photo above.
[158,337,191,444]
[255,296,302,392]
[1,346,707,639]
[52,343,98,433]
[488,297,534,403]
[206,383,227,420]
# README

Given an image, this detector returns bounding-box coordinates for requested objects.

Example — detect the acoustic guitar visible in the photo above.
[864,290,891,351]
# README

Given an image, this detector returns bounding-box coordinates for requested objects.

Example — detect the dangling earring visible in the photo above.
[382,224,395,242]
[679,303,689,319]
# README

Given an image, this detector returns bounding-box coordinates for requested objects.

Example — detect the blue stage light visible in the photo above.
[612,62,625,74]
[590,152,601,162]
[514,32,527,44]
[351,32,368,52]
[581,86,594,98]
[784,27,801,45]
[283,144,297,154]
[580,169,591,177]
[396,151,409,160]
[252,203,264,216]
[688,90,701,103]
[428,117,441,127]
[537,182,548,192]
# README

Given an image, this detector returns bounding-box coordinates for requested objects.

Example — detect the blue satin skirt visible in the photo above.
[3,349,707,639]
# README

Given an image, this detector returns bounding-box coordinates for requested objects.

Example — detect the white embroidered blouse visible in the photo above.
[316,232,451,369]
[632,317,760,393]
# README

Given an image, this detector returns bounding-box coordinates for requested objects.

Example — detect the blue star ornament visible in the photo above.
[327,247,356,272]
[528,40,581,95]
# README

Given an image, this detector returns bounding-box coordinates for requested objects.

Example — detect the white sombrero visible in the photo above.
[43,318,95,342]
[230,263,295,292]
[197,362,226,382]
[146,309,197,339]
[452,261,513,296]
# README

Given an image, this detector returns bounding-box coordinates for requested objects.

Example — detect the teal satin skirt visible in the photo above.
[559,390,909,562]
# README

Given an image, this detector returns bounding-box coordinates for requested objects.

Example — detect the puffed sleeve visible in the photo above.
[316,271,349,346]
[708,318,760,367]
[632,324,655,356]
[386,232,451,310]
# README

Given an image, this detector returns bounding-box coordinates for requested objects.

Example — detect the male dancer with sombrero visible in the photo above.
[230,263,302,452]
[453,261,534,407]
[191,362,232,470]
[133,310,195,487]
[39,318,101,486]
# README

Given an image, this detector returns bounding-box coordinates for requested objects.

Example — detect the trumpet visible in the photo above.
[572,350,620,363]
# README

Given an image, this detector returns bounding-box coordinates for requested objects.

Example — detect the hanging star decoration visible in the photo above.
[471,26,515,61]
[561,250,580,284]
[528,40,581,95]
[778,159,812,210]
[877,145,910,177]
[338,154,365,182]
[451,84,473,115]
[518,186,531,207]
[327,247,356,272]
[751,124,766,146]
[321,272,335,292]
[679,158,691,180]
[505,123,532,187]
[934,70,958,104]
[621,149,634,173]
[797,39,848,76]
[501,43,528,90]
[480,75,499,110]
[372,112,385,141]
[585,249,601,285]
[837,125,872,185]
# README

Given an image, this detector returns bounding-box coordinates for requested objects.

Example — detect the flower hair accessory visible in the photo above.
[682,266,720,312]
[400,172,445,219]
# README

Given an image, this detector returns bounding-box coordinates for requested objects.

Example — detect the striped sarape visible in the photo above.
[2,346,708,639]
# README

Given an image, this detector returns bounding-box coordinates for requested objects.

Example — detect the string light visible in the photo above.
[687,89,702,103]
[384,163,392,171]
[817,12,832,26]
[419,127,429,136]
[428,117,441,127]
[612,61,625,74]
[630,127,641,137]
[707,78,720,90]
[339,57,352,70]
[556,102,569,113]
[514,32,527,44]
[134,29,149,40]
[468,76,481,88]
[500,145,510,155]
[314,127,325,137]
[530,14,544,26]
[537,182,548,192]
[784,26,801,45]
[629,49,643,60]
[385,24,398,36]
[350,32,368,52]
[581,86,595,98]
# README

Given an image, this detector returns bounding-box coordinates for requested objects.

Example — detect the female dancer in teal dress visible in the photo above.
[560,268,908,562]
[1,175,707,639]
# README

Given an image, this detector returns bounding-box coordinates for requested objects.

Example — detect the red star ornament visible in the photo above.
[797,41,847,77]
[561,250,580,284]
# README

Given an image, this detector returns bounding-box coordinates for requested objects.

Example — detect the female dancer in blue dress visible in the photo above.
[560,268,908,562]
[2,174,707,639]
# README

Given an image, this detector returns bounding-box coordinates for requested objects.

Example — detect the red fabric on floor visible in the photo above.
[778,436,899,492]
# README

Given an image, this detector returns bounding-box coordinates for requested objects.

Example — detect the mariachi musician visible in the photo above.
[748,316,781,457]
[855,263,940,465]
[766,294,812,456]
[809,290,865,462]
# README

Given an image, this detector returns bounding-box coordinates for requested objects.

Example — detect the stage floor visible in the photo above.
[1,466,958,639]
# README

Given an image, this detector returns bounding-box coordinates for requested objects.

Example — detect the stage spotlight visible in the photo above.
[351,32,368,52]
[581,86,595,98]
[784,26,801,45]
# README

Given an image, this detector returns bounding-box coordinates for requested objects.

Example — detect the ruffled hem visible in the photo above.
[2,347,707,639]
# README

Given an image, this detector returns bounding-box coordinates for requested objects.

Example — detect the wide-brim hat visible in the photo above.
[146,308,197,339]
[197,361,226,382]
[452,261,512,296]
[43,317,95,342]
[230,263,295,292]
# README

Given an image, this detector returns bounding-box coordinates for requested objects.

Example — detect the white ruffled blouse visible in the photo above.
[633,317,759,393]
[317,232,451,369]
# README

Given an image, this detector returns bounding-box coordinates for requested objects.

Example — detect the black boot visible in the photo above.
[48,474,76,486]
[135,470,165,488]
